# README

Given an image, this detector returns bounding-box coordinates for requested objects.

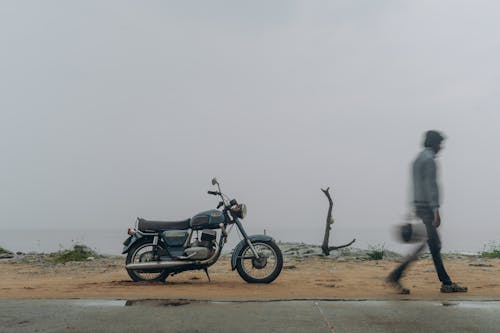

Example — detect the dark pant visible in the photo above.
[389,207,452,285]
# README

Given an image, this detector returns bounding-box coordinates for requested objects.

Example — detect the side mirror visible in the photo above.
[211,178,219,186]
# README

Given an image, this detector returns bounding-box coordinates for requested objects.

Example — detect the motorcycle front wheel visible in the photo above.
[126,239,169,282]
[236,240,283,283]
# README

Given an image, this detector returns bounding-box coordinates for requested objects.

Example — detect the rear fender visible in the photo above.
[231,234,273,270]
[122,233,143,254]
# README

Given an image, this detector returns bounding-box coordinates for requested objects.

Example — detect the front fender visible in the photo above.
[231,234,274,270]
[121,233,143,254]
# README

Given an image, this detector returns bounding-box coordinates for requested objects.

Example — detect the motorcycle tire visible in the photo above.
[126,239,169,282]
[236,240,283,284]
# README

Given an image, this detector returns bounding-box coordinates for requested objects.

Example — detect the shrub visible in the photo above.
[367,244,385,260]
[51,244,98,263]
[481,243,500,259]
[0,246,12,255]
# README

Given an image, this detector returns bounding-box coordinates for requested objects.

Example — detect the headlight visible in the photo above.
[231,203,247,219]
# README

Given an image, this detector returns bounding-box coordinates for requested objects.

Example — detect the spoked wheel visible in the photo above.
[126,240,169,282]
[236,241,283,283]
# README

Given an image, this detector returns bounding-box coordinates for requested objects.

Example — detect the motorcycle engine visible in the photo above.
[184,230,217,260]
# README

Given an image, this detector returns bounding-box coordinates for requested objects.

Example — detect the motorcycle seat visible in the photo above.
[137,218,191,232]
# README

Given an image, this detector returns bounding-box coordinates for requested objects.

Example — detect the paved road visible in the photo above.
[1,299,500,333]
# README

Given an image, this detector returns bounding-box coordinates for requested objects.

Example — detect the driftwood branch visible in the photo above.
[320,187,356,256]
[325,239,356,251]
[320,187,334,254]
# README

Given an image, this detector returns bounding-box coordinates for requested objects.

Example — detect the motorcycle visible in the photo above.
[122,178,283,283]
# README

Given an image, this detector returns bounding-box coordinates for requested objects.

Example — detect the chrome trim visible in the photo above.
[126,261,192,270]
[135,229,158,237]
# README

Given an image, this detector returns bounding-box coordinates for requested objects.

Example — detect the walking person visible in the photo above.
[387,130,468,294]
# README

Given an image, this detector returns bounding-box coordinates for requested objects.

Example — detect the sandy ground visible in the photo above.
[0,256,499,300]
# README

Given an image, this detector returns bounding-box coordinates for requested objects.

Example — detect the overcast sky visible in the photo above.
[1,1,499,251]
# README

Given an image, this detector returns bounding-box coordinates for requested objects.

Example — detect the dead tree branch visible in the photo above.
[321,187,356,255]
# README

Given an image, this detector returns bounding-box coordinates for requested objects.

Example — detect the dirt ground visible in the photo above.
[1,256,499,300]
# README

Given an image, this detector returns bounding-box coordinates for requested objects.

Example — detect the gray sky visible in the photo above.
[1,1,499,251]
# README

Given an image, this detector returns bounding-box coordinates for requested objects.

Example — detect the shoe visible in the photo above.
[440,282,468,293]
[386,277,410,294]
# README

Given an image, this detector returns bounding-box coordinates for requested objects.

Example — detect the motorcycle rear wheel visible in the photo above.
[126,239,169,282]
[236,240,283,283]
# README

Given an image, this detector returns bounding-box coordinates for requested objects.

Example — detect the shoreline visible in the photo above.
[0,241,490,260]
[1,228,496,255]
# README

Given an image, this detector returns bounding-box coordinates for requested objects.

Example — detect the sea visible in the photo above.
[0,224,497,256]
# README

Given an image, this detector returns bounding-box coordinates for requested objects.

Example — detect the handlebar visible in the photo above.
[207,191,220,195]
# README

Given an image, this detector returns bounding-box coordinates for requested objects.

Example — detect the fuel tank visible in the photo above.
[190,209,225,230]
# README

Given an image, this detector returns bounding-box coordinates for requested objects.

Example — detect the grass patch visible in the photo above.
[50,244,98,263]
[367,244,385,260]
[481,243,500,258]
[0,246,12,255]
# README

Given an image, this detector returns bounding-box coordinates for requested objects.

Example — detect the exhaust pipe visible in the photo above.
[126,243,221,270]
[126,261,193,270]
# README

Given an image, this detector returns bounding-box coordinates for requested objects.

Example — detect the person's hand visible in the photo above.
[433,209,441,228]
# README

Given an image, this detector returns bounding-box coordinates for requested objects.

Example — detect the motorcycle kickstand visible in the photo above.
[159,272,171,284]
[203,268,211,282]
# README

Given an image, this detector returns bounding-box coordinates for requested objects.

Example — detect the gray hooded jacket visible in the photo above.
[413,148,440,209]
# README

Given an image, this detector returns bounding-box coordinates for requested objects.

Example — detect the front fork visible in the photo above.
[235,219,260,259]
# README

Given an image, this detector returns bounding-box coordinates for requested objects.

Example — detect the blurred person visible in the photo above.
[386,130,468,294]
